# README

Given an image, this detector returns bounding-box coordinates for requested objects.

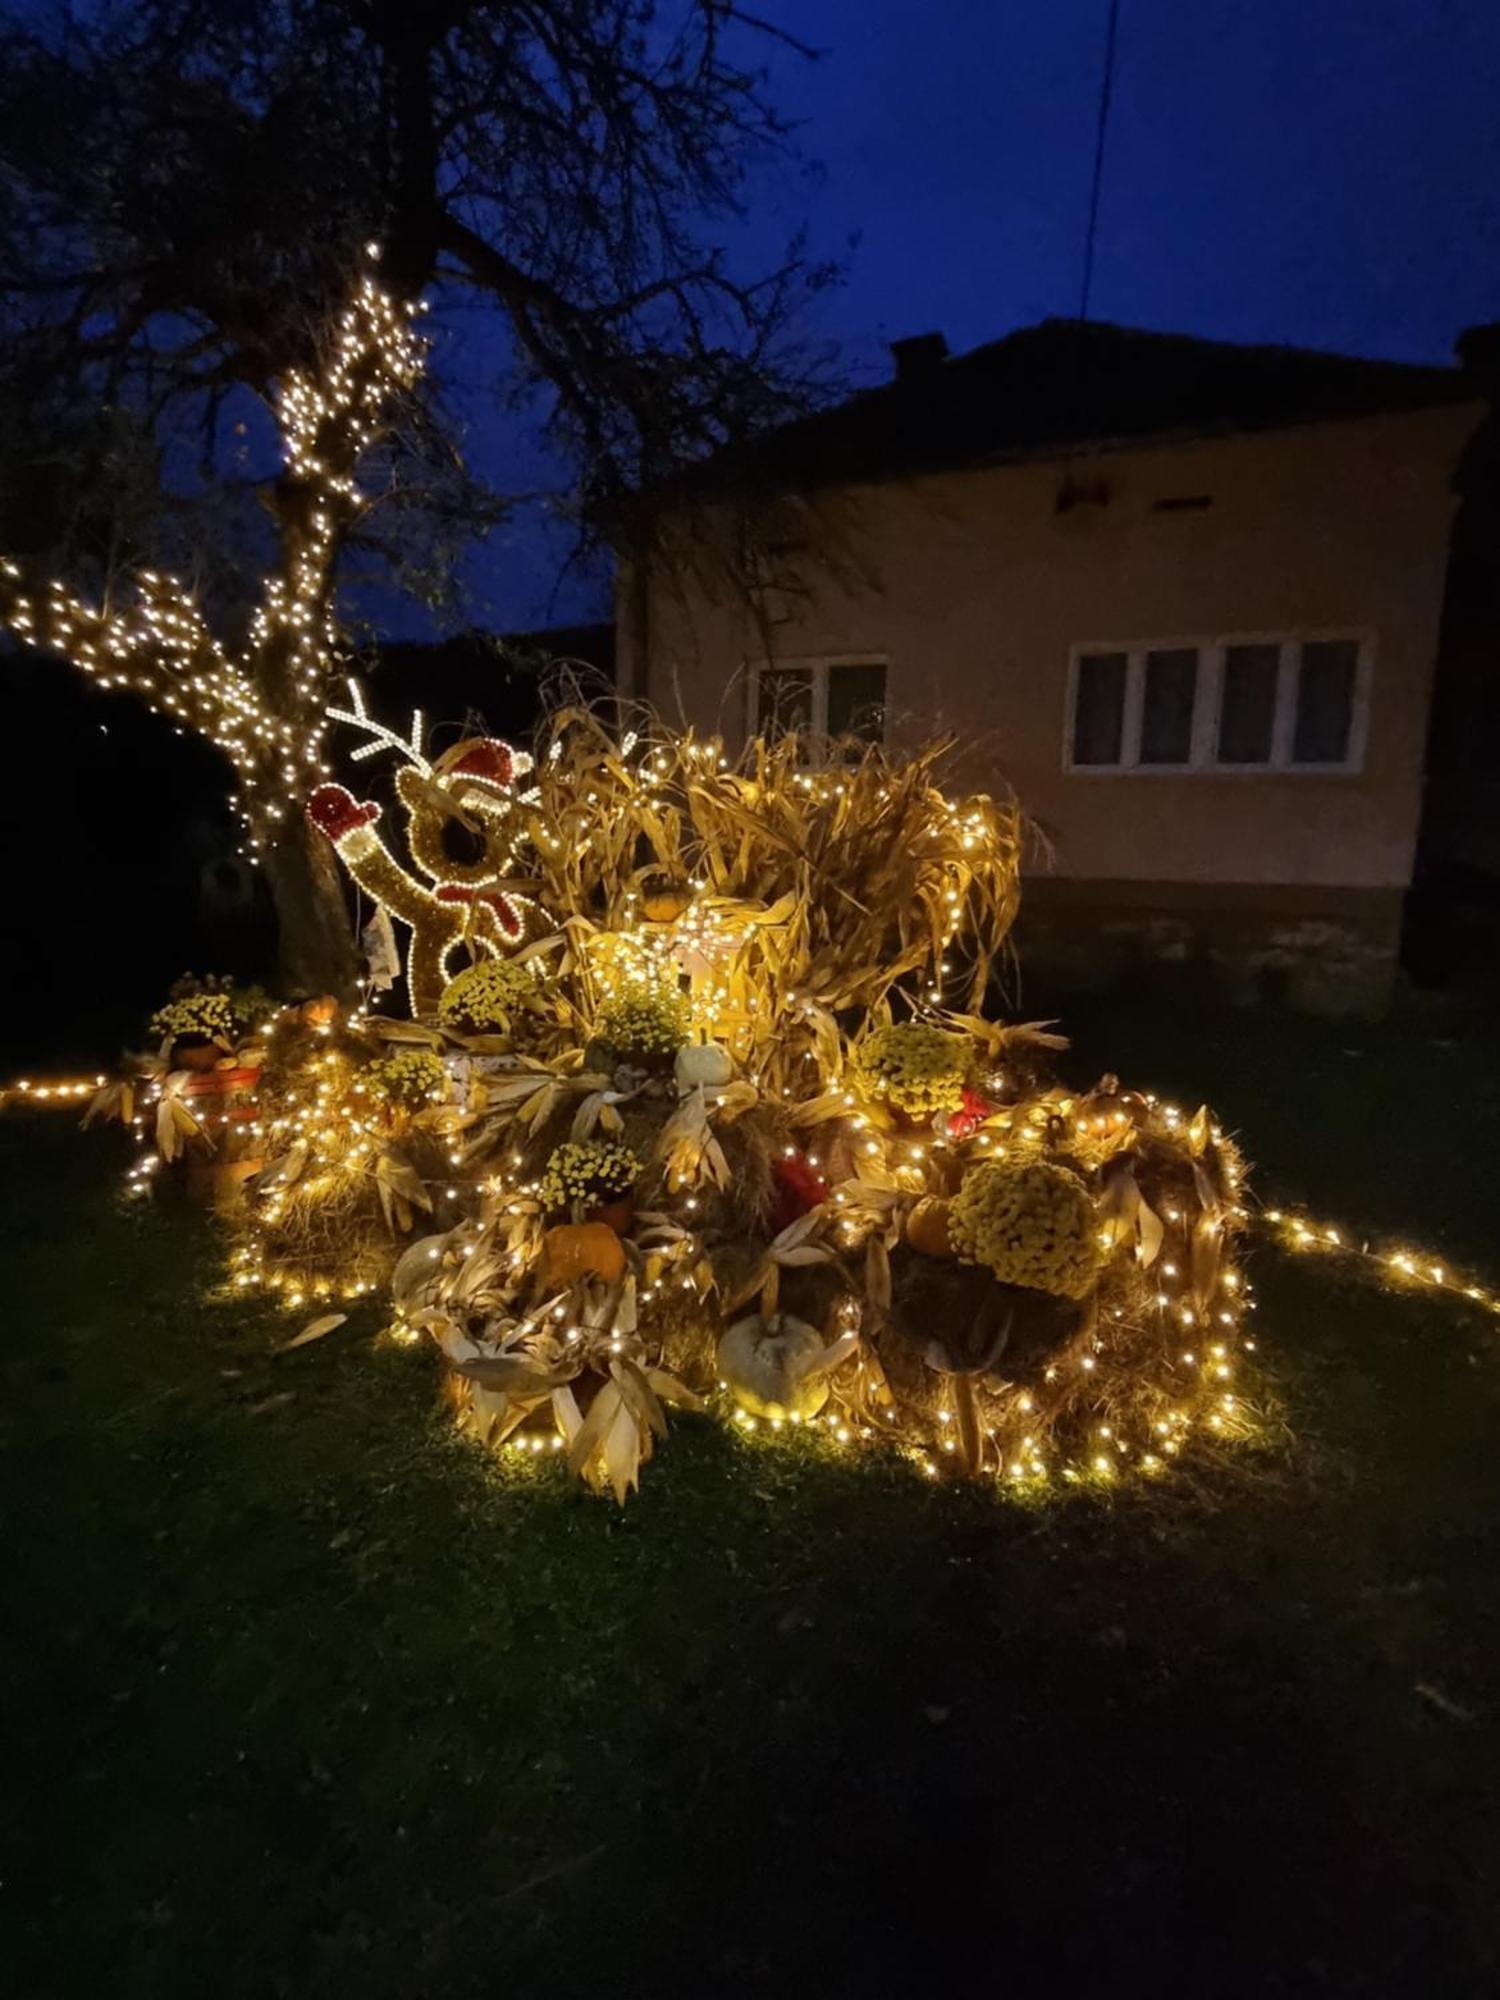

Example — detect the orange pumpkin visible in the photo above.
[905,1196,953,1258]
[640,878,693,923]
[538,1221,627,1288]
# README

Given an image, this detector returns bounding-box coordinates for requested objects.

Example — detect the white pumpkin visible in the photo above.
[675,1041,734,1093]
[716,1311,851,1421]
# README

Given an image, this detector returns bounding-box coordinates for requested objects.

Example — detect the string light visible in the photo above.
[63,688,1499,1502]
[1259,1206,1499,1315]
[310,689,538,1016]
[0,1074,107,1107]
[1,248,425,862]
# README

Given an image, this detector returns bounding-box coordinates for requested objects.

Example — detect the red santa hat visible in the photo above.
[433,735,534,798]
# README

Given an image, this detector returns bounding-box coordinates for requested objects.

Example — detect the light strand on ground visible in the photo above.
[0,1074,108,1108]
[1257,1205,1499,1316]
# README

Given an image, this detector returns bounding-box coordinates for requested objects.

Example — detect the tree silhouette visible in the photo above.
[0,2,834,580]
[0,255,425,994]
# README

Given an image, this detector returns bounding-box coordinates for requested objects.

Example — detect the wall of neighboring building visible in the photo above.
[1418,413,1500,883]
[619,402,1481,1010]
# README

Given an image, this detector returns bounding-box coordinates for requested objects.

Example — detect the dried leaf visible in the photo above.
[518,1079,564,1135]
[865,1234,892,1313]
[552,1382,584,1444]
[613,1275,639,1336]
[762,1260,781,1316]
[646,1367,705,1413]
[83,1080,133,1129]
[788,1091,852,1128]
[278,1313,347,1352]
[612,1357,669,1442]
[391,1233,452,1304]
[838,1179,903,1208]
[455,1355,575,1393]
[769,1206,827,1254]
[952,1373,982,1475]
[375,1148,433,1236]
[1096,1156,1142,1252]
[426,1315,480,1364]
[602,1390,646,1505]
[256,1141,309,1193]
[802,1328,860,1380]
[724,1259,772,1314]
[1136,1195,1165,1268]
[1190,1216,1223,1308]
[566,1379,620,1484]
[571,1090,606,1141]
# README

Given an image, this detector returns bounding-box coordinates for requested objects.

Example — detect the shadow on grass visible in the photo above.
[3,1077,1500,1997]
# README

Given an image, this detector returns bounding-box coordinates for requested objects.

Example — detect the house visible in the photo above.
[616,318,1492,1011]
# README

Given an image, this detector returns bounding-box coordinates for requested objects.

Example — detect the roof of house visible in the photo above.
[667,317,1485,503]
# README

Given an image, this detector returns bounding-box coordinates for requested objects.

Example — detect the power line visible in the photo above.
[1078,0,1123,324]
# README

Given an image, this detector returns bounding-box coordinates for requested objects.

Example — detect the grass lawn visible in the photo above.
[4,999,1500,1998]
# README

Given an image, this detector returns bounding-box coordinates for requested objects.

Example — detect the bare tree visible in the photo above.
[2,264,426,994]
[0,1,838,987]
[0,2,835,551]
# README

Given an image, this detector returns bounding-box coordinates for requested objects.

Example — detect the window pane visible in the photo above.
[756,666,813,742]
[1294,640,1358,764]
[1140,647,1198,764]
[1217,643,1279,763]
[826,662,887,744]
[1072,651,1126,765]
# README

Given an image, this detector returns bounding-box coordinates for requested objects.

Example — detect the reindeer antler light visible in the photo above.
[325,679,433,775]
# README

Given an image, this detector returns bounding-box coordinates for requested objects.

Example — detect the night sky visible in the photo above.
[412,0,1500,630]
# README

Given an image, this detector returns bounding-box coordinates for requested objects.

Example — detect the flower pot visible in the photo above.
[185,1155,265,1212]
[174,1039,221,1073]
[219,1158,266,1212]
[181,1064,261,1099]
[588,1191,636,1235]
[182,1065,262,1138]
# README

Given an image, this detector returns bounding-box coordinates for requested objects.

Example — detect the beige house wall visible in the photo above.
[622,404,1480,894]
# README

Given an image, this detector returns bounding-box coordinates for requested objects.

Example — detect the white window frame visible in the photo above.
[746,654,890,760]
[1063,630,1373,776]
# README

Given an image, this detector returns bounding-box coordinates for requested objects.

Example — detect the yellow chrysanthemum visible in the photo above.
[438,956,539,1035]
[596,988,691,1061]
[539,1138,641,1212]
[366,1048,450,1110]
[949,1159,1100,1299]
[854,1022,969,1117]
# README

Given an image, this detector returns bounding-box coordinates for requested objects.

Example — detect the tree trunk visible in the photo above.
[260,809,364,1000]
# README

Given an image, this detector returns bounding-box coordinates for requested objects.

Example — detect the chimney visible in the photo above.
[890,331,949,383]
[1455,321,1500,377]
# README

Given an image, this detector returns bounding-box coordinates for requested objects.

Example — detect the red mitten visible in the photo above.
[307,784,379,842]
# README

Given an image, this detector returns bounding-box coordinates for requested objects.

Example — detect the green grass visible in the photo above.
[4,1003,1500,1998]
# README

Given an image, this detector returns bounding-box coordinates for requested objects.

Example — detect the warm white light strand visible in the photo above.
[0,249,427,861]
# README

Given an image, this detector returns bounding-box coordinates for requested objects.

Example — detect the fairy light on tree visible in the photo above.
[0,248,425,995]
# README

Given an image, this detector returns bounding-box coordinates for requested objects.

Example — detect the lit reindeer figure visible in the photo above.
[308,683,539,1016]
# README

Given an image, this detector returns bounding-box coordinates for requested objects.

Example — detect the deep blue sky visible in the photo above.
[439,0,1500,632]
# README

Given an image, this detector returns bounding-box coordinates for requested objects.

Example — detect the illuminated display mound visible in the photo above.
[224,701,1251,1499]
